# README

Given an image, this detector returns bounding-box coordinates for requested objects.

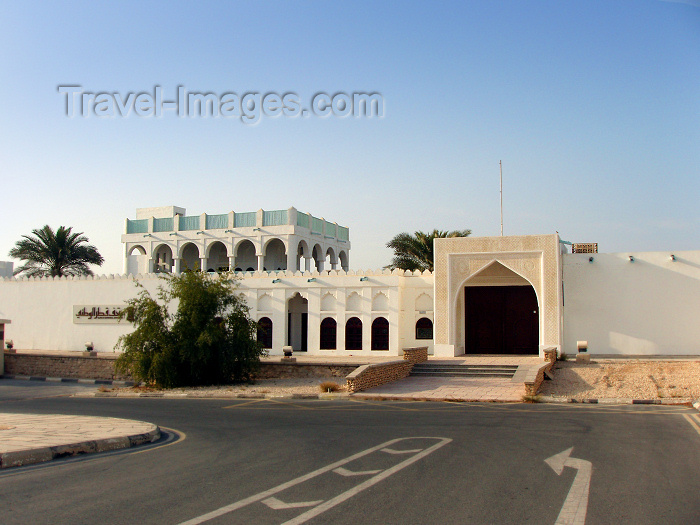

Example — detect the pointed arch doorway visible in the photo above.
[287,293,308,352]
[464,262,539,355]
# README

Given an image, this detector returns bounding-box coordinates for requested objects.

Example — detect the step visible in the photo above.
[409,370,515,378]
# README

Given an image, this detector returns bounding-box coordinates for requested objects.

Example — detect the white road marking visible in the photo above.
[683,414,700,437]
[545,447,592,525]
[262,497,324,510]
[178,437,451,525]
[380,447,423,454]
[333,467,383,477]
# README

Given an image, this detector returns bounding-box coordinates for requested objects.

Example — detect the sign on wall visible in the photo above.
[73,306,125,324]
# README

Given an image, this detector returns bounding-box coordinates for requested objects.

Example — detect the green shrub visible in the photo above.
[115,271,266,388]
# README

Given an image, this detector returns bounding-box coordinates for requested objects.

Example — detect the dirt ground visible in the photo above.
[539,360,700,400]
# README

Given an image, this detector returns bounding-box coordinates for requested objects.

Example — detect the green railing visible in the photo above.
[126,219,148,234]
[179,215,200,231]
[325,221,336,237]
[153,218,173,232]
[296,212,309,228]
[234,212,256,228]
[338,226,349,241]
[206,214,228,230]
[263,210,288,226]
[311,216,324,234]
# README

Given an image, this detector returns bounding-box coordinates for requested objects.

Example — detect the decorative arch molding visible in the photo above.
[178,241,202,259]
[415,293,433,312]
[320,292,337,311]
[205,240,229,258]
[286,290,309,301]
[263,237,288,254]
[233,238,258,257]
[128,245,147,256]
[346,291,362,311]
[371,291,389,311]
[257,293,273,312]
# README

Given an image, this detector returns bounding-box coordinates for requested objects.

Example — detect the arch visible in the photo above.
[346,291,362,311]
[371,317,389,350]
[415,293,433,312]
[287,292,308,351]
[371,292,389,311]
[325,247,337,269]
[153,244,174,273]
[180,243,200,272]
[311,243,323,271]
[320,292,336,311]
[257,293,273,312]
[338,250,349,271]
[320,317,337,350]
[264,238,287,271]
[128,245,146,256]
[257,317,273,349]
[234,239,257,272]
[345,317,362,350]
[207,241,229,272]
[415,317,433,340]
[296,240,310,272]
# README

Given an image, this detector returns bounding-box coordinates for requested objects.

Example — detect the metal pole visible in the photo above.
[500,160,503,236]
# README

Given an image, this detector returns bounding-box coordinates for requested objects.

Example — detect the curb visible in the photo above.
[1,374,136,387]
[74,391,349,400]
[538,396,697,407]
[0,426,160,469]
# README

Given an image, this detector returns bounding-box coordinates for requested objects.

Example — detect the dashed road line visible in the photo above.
[177,437,451,525]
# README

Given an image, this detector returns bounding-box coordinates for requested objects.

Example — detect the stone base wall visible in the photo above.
[346,360,413,393]
[254,363,357,379]
[2,352,356,383]
[403,346,428,364]
[3,352,132,381]
[524,360,555,396]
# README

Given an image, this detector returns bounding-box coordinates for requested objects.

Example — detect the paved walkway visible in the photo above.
[0,413,160,469]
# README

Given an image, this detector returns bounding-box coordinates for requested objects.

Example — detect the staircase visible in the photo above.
[409,362,518,379]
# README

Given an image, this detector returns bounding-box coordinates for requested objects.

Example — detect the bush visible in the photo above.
[319,381,342,393]
[115,271,266,388]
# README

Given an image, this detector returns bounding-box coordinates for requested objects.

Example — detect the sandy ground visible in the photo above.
[540,360,700,400]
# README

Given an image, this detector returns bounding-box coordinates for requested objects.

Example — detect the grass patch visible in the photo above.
[319,381,342,393]
[521,394,542,403]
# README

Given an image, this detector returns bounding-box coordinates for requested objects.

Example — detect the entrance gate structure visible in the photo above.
[433,234,564,358]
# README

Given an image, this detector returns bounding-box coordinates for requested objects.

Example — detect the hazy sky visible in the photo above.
[1,0,698,274]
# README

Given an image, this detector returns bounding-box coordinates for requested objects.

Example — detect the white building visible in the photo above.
[122,206,350,275]
[1,207,699,358]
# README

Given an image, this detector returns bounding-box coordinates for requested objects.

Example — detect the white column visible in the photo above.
[304,256,312,272]
[257,254,265,271]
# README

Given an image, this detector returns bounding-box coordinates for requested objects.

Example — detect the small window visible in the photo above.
[415,317,433,340]
[257,317,273,349]
[345,317,362,350]
[371,317,389,351]
[320,317,337,350]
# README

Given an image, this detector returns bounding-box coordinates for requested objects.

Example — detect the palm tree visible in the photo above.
[9,225,104,277]
[385,229,472,272]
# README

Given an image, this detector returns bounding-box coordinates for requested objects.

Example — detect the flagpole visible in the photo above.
[500,160,503,236]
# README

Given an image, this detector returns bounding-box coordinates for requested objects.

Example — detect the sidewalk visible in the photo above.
[0,413,160,469]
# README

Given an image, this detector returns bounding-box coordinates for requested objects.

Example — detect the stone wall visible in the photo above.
[253,363,357,379]
[345,361,413,393]
[3,352,132,381]
[403,346,428,364]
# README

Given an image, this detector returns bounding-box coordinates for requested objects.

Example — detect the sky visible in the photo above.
[1,0,698,274]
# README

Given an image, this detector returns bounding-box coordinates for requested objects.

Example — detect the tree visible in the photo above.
[9,225,104,277]
[115,271,266,388]
[385,229,472,272]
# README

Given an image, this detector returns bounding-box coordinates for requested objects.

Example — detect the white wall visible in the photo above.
[563,251,700,355]
[0,269,434,356]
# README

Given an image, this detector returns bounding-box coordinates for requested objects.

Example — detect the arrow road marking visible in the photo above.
[333,467,383,477]
[262,497,324,510]
[179,437,451,525]
[545,447,592,525]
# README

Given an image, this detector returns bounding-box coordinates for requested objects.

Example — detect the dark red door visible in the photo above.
[465,286,538,354]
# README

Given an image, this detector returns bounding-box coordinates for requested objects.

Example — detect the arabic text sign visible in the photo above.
[73,305,125,324]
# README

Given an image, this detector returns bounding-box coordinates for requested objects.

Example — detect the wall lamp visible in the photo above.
[670,254,676,262]
[272,278,281,283]
[196,231,205,235]
[143,234,152,238]
[629,256,634,262]
[307,278,317,282]
[359,277,369,282]
[588,256,594,263]
[224,229,234,233]
[169,232,178,236]
[253,228,261,231]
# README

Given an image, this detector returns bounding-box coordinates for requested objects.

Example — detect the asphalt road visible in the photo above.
[1,380,699,524]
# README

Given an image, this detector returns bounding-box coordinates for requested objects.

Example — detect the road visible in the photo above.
[1,380,699,524]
